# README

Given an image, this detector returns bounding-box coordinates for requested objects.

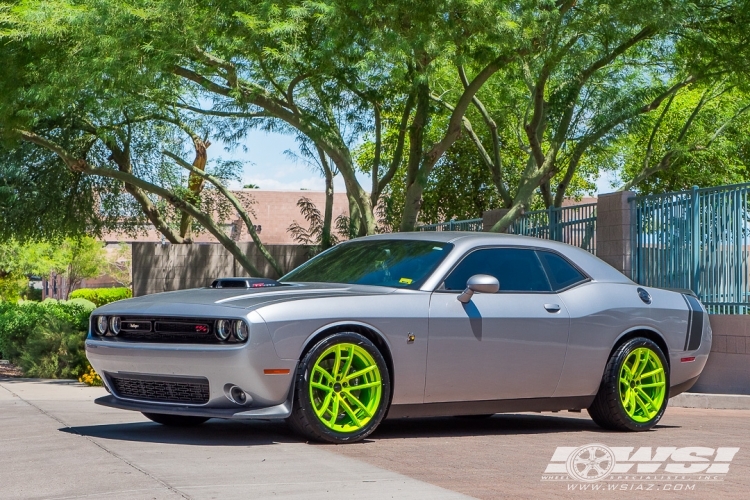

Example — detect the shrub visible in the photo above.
[19,314,89,379]
[0,300,93,363]
[69,287,132,307]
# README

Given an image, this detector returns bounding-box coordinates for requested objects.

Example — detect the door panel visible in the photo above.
[425,292,570,402]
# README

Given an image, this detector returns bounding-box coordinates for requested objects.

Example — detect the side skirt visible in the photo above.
[386,396,596,419]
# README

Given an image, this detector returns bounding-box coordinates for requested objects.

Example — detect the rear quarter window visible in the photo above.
[536,251,587,291]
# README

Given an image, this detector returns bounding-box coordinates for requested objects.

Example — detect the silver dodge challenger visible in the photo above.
[86,232,711,443]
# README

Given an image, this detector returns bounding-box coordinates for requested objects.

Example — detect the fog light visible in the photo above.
[234,320,249,342]
[109,316,121,335]
[215,319,230,341]
[231,386,247,404]
[95,316,108,335]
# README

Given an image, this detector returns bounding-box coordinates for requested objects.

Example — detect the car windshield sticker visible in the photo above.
[399,278,413,285]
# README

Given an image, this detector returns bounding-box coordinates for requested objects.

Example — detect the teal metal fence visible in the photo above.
[416,218,484,232]
[631,184,750,314]
[507,203,597,254]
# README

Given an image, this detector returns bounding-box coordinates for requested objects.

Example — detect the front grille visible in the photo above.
[109,374,210,404]
[114,317,226,344]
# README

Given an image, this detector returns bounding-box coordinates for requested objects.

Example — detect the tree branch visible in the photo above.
[162,150,283,276]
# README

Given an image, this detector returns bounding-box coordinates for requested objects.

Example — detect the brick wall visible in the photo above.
[692,315,750,395]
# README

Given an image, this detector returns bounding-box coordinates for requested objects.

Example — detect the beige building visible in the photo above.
[101,190,351,245]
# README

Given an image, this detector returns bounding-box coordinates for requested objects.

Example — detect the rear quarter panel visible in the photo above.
[553,282,690,398]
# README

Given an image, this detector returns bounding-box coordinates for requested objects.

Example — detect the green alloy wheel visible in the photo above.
[288,332,391,443]
[588,338,669,431]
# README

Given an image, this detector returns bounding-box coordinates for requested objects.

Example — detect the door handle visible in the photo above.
[544,303,561,313]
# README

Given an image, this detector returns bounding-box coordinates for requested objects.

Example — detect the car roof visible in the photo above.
[352,232,633,285]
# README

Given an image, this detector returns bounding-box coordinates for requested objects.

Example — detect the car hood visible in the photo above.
[94,283,396,316]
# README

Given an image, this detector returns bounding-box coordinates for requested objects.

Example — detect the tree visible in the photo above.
[0,4,283,276]
[616,85,750,193]
[56,237,107,299]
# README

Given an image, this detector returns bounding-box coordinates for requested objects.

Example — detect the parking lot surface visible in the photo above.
[1,379,748,499]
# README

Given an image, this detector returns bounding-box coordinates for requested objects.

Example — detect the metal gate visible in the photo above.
[631,184,750,314]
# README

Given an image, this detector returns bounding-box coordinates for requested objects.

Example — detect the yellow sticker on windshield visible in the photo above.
[399,278,413,285]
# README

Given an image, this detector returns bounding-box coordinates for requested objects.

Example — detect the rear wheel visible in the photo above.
[588,338,669,431]
[287,332,391,444]
[142,413,209,426]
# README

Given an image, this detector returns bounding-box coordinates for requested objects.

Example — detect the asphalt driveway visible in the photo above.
[1,379,748,499]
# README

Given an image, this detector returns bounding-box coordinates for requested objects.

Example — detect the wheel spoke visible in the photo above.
[313,365,334,383]
[635,351,650,377]
[635,392,653,416]
[639,381,665,388]
[338,395,361,427]
[639,367,664,380]
[342,345,355,376]
[343,390,372,417]
[328,396,340,425]
[636,387,658,409]
[348,381,381,390]
[315,391,333,418]
[311,381,332,392]
[629,352,641,377]
[333,345,343,377]
[345,364,377,382]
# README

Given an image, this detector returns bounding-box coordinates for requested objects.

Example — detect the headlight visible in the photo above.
[109,316,121,335]
[215,319,231,341]
[234,320,249,342]
[95,316,108,335]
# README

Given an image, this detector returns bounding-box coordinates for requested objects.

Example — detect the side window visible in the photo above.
[443,248,552,292]
[536,251,586,291]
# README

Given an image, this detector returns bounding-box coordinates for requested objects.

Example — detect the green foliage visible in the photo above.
[0,300,93,364]
[2,0,750,239]
[19,314,89,379]
[69,287,132,307]
[0,237,107,301]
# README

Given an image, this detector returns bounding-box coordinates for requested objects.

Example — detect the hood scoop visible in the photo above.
[210,278,285,289]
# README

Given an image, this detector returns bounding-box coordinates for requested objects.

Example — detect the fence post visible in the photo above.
[548,206,555,240]
[449,219,455,231]
[690,185,700,295]
[596,191,634,276]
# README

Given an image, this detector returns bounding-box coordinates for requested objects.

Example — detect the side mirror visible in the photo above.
[457,274,500,303]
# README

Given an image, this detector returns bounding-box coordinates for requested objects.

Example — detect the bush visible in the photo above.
[69,287,132,307]
[19,314,89,379]
[0,299,93,364]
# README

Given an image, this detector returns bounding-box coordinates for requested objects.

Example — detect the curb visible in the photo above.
[670,392,750,410]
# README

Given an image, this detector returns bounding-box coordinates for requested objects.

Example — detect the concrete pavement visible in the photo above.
[1,379,749,499]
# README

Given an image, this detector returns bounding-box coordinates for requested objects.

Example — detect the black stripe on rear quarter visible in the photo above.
[683,295,704,351]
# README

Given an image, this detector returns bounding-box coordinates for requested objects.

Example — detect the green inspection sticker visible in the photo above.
[399,277,413,285]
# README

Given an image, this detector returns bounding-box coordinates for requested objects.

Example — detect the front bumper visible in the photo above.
[85,315,297,419]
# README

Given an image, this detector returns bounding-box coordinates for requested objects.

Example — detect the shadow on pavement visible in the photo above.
[59,412,675,446]
[364,413,680,441]
[60,419,296,446]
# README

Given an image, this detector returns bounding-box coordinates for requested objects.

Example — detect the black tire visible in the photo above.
[287,332,391,444]
[142,412,210,427]
[454,414,494,419]
[588,338,669,431]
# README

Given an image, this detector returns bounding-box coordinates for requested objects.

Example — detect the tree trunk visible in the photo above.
[179,138,210,240]
[322,164,334,249]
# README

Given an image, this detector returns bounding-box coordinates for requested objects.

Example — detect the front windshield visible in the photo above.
[281,239,453,289]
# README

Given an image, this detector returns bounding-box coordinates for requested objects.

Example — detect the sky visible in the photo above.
[222,128,621,196]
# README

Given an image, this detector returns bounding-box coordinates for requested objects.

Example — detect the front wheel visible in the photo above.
[588,338,669,431]
[142,412,209,426]
[287,332,391,444]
